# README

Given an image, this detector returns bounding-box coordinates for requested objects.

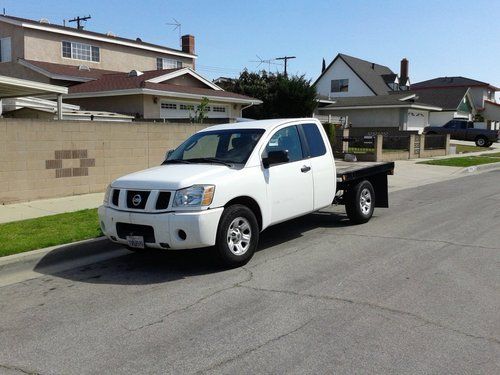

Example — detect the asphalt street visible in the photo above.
[0,171,499,374]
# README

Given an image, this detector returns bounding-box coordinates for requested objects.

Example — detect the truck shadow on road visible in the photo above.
[33,209,351,286]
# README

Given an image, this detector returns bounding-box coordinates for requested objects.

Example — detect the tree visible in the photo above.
[190,96,209,123]
[219,70,317,119]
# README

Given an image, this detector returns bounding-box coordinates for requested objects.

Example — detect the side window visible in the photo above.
[265,126,304,163]
[302,124,326,157]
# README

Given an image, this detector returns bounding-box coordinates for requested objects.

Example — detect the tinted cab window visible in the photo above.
[265,125,304,162]
[301,124,326,157]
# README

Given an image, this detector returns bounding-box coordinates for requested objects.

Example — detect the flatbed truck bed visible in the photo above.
[334,160,395,209]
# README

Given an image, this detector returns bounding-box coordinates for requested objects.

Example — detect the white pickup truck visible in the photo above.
[99,118,394,266]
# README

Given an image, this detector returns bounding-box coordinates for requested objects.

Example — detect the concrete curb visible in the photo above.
[459,161,500,174]
[0,237,129,287]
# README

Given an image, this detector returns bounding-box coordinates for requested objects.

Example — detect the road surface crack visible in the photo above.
[195,318,313,373]
[237,284,500,346]
[125,267,254,333]
[0,363,43,375]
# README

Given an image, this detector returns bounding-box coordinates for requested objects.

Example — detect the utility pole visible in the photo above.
[275,55,296,76]
[68,15,91,30]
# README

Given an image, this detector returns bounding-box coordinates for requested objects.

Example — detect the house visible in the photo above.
[317,93,441,132]
[313,53,410,100]
[63,68,261,121]
[0,14,260,121]
[411,77,500,130]
[407,87,476,127]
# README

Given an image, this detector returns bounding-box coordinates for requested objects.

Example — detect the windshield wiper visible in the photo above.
[162,159,192,165]
[186,157,234,167]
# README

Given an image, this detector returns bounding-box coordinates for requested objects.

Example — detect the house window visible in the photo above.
[0,37,12,62]
[62,41,100,62]
[161,103,177,109]
[180,104,195,110]
[212,106,226,113]
[157,57,183,70]
[331,79,349,93]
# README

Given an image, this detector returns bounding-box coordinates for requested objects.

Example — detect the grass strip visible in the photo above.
[418,155,500,167]
[0,208,102,257]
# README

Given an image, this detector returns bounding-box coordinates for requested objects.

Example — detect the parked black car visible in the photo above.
[423,119,500,147]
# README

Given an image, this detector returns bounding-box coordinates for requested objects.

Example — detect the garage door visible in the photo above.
[407,109,428,132]
[160,101,228,119]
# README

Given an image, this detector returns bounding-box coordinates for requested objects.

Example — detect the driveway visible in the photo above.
[0,171,499,374]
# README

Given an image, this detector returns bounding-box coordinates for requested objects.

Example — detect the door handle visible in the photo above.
[301,165,311,173]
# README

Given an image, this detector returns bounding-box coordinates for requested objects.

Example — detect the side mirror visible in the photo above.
[165,149,174,160]
[263,150,289,168]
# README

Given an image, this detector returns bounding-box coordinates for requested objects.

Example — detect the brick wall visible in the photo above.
[0,119,205,204]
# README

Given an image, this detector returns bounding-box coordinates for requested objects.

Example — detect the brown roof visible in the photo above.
[1,14,195,57]
[21,59,119,81]
[407,87,471,111]
[412,76,499,91]
[68,69,260,102]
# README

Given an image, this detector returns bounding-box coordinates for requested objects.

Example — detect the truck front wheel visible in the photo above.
[215,204,259,267]
[345,180,375,224]
[475,136,488,147]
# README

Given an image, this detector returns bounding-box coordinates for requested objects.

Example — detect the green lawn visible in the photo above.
[418,155,500,167]
[451,143,493,153]
[482,152,500,157]
[0,209,102,258]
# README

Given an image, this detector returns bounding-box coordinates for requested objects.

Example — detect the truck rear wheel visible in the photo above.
[475,136,488,147]
[215,204,259,267]
[345,180,375,224]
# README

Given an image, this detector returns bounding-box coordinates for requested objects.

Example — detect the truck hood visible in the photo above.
[111,164,238,190]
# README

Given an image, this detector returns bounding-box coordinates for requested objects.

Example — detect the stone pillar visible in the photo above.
[445,134,451,155]
[342,128,350,153]
[375,134,383,161]
[409,134,415,158]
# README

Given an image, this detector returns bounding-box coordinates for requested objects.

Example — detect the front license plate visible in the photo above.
[126,236,145,249]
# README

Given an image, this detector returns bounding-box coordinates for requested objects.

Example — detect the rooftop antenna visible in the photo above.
[250,55,283,72]
[68,15,91,30]
[166,18,182,47]
[275,55,296,76]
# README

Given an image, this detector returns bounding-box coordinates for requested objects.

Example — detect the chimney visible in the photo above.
[400,58,409,86]
[181,35,195,69]
[181,34,195,55]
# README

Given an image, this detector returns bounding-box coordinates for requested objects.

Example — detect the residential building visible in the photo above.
[411,77,500,130]
[0,14,260,121]
[317,93,441,132]
[0,14,195,84]
[408,87,476,127]
[313,53,410,99]
[63,68,262,121]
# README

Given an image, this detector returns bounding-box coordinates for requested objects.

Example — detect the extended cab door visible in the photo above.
[263,125,314,224]
[299,123,336,210]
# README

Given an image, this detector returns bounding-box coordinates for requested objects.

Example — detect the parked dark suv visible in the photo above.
[423,119,500,147]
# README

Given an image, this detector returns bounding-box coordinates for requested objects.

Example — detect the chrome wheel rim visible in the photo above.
[360,188,372,215]
[227,217,252,256]
[477,138,485,146]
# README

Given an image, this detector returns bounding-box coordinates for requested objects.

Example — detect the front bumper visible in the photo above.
[98,205,224,250]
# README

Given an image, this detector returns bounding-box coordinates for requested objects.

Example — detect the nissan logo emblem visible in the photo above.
[132,194,142,206]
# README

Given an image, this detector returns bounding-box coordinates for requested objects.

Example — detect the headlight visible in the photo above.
[173,185,215,207]
[103,185,112,205]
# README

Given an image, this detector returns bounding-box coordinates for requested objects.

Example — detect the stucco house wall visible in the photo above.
[315,58,374,98]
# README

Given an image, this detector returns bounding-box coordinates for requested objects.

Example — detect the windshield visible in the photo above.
[166,128,265,165]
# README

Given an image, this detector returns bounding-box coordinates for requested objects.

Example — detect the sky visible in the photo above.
[2,0,500,89]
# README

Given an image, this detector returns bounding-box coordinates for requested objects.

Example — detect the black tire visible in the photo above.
[215,204,259,267]
[345,180,375,224]
[475,136,488,147]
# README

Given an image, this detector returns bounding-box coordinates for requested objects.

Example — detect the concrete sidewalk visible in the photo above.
[0,192,104,224]
[1,152,499,224]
